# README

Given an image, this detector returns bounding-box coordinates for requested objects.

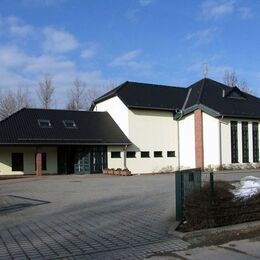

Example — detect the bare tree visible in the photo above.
[66,78,107,110]
[0,89,31,120]
[223,70,253,94]
[37,75,55,109]
[66,78,87,110]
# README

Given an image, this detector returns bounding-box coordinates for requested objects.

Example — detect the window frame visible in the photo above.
[111,151,121,158]
[63,120,77,129]
[154,151,163,158]
[12,153,24,171]
[167,151,175,157]
[253,122,259,163]
[141,151,150,158]
[38,119,52,128]
[230,121,238,163]
[126,151,136,158]
[242,121,249,163]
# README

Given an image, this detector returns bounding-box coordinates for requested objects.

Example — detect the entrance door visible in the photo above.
[74,152,90,174]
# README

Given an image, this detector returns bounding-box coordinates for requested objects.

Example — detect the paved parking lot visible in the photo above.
[0,174,188,259]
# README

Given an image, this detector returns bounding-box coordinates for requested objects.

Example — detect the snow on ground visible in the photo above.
[232,176,260,199]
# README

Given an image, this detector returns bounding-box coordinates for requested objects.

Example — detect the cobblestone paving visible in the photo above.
[0,175,189,259]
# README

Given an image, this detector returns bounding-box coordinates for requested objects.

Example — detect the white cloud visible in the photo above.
[42,27,79,54]
[139,0,155,6]
[238,7,253,19]
[186,28,218,47]
[80,44,97,60]
[201,0,235,19]
[22,0,67,7]
[0,15,33,37]
[109,49,152,73]
[110,50,141,66]
[0,46,29,67]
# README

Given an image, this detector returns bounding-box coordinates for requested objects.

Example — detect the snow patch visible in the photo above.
[232,176,260,199]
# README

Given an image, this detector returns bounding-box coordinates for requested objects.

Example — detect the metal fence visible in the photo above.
[176,170,260,231]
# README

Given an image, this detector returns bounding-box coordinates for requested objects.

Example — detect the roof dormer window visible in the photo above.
[38,119,52,128]
[63,120,77,129]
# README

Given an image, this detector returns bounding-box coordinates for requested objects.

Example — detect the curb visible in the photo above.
[169,220,260,239]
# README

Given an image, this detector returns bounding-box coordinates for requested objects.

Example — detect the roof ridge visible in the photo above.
[196,78,206,104]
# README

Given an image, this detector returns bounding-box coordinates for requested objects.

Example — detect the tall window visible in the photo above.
[12,153,24,171]
[231,121,238,163]
[242,122,249,163]
[253,122,259,162]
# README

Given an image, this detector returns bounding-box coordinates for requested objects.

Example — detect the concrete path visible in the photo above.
[148,236,260,259]
[0,174,188,259]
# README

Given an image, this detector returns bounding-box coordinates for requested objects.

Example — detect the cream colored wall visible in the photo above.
[127,109,178,173]
[94,96,129,136]
[179,113,195,169]
[0,146,57,175]
[203,113,220,168]
[107,146,125,169]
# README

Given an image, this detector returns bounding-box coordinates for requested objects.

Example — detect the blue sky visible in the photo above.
[0,0,259,107]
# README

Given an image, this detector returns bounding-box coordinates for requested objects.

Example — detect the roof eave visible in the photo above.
[174,104,221,119]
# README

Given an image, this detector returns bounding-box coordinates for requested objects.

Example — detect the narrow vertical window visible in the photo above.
[12,153,24,171]
[253,122,259,162]
[242,122,249,163]
[231,121,238,163]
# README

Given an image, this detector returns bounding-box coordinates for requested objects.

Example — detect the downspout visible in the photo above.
[177,120,180,171]
[124,145,127,169]
[175,109,184,171]
[219,115,224,169]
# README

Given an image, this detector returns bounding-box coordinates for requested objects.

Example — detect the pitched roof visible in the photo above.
[184,78,260,119]
[0,108,131,145]
[91,81,188,111]
[92,78,260,119]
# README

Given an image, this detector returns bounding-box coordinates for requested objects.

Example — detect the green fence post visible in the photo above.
[176,171,183,221]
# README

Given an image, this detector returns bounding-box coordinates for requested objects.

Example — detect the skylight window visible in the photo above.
[38,119,52,128]
[63,120,77,129]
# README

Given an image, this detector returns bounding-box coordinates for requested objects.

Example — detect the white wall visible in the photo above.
[93,96,129,136]
[203,113,220,168]
[107,146,125,169]
[0,146,57,175]
[220,118,231,165]
[126,109,178,174]
[179,113,195,169]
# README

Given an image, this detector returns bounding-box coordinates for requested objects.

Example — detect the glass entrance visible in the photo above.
[74,152,90,174]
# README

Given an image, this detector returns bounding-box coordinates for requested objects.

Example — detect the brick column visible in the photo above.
[35,148,42,176]
[194,109,204,170]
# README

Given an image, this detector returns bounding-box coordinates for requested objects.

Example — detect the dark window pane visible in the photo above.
[63,120,77,128]
[154,151,162,157]
[126,151,136,158]
[38,119,51,128]
[111,151,121,158]
[231,121,238,163]
[141,151,150,158]
[253,122,259,162]
[12,153,24,171]
[242,122,249,163]
[167,151,175,157]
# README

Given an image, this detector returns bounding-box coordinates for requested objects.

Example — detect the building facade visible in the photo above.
[0,78,259,175]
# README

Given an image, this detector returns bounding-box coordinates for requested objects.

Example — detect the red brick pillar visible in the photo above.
[35,148,42,176]
[194,109,204,170]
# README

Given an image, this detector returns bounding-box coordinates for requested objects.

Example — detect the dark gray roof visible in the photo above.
[0,108,131,145]
[184,78,260,119]
[91,81,187,111]
[92,78,260,119]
